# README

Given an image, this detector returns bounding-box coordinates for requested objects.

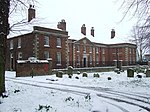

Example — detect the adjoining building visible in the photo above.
[6,5,137,71]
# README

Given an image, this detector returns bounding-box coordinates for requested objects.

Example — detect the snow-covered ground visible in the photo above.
[0,71,150,112]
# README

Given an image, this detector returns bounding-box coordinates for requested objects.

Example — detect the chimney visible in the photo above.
[91,27,94,37]
[28,5,35,22]
[111,29,115,39]
[81,24,86,35]
[57,19,66,30]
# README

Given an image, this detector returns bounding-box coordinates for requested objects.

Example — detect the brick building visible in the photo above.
[6,5,137,70]
[6,24,69,70]
[68,37,136,68]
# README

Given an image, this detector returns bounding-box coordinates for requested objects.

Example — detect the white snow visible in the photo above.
[0,71,150,112]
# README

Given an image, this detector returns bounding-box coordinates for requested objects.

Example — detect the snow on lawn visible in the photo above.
[0,71,150,112]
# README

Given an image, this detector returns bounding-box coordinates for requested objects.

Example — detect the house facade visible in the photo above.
[68,37,136,68]
[6,5,137,70]
[6,25,69,70]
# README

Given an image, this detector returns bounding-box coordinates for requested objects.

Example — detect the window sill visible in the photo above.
[44,45,50,47]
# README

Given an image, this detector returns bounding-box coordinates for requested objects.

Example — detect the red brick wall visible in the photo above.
[16,61,49,77]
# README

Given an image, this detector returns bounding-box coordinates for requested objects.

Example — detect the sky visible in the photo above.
[35,0,137,44]
[9,0,137,44]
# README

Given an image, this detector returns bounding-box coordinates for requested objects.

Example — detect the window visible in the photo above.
[18,38,21,48]
[57,52,61,65]
[76,45,80,52]
[102,48,105,54]
[96,54,99,64]
[57,37,61,48]
[44,51,49,59]
[90,55,92,64]
[77,55,80,64]
[96,47,98,53]
[18,52,22,59]
[44,36,49,47]
[10,40,13,49]
[83,46,86,53]
[89,46,92,53]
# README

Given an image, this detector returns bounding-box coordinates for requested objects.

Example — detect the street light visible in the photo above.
[111,29,120,70]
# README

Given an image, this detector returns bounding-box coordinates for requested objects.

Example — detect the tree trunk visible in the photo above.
[0,0,10,95]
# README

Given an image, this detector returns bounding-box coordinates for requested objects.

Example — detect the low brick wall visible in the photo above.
[16,60,50,77]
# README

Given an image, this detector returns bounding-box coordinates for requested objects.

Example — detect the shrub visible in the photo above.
[65,96,74,101]
[67,66,73,76]
[75,76,79,79]
[108,77,112,80]
[56,71,63,78]
[93,73,100,78]
[77,71,80,75]
[82,72,88,77]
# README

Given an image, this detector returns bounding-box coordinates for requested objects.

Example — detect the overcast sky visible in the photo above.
[34,0,137,44]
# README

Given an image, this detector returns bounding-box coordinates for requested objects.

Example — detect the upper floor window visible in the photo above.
[57,37,61,48]
[102,48,105,54]
[76,45,80,52]
[83,46,86,53]
[44,36,49,47]
[18,52,22,60]
[89,46,92,53]
[10,40,13,49]
[96,47,98,53]
[18,38,21,48]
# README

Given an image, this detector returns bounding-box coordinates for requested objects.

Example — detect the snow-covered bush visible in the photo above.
[56,71,63,78]
[93,73,100,78]
[77,71,80,75]
[82,72,88,77]
[107,77,112,80]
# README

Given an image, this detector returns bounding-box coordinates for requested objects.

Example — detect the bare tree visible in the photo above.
[130,24,148,62]
[119,0,150,60]
[0,0,36,96]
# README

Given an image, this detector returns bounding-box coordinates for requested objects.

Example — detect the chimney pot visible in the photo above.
[91,27,94,37]
[28,4,35,22]
[81,24,86,35]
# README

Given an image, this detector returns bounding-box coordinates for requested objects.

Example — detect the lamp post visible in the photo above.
[111,29,120,70]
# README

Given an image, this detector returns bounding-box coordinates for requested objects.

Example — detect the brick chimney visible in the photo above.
[28,5,35,22]
[81,24,86,35]
[57,19,66,31]
[91,27,94,37]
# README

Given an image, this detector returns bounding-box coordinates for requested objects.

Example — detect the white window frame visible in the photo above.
[18,38,21,48]
[44,51,49,59]
[90,55,92,64]
[57,52,61,66]
[76,45,80,52]
[56,37,61,48]
[18,52,22,59]
[10,40,13,49]
[44,36,50,47]
[89,46,92,53]
[83,46,86,53]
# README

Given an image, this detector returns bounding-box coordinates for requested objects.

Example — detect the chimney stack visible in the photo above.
[57,19,66,31]
[81,24,86,35]
[28,5,35,22]
[111,29,115,39]
[91,27,94,37]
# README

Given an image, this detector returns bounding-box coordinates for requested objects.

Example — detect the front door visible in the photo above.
[83,58,86,67]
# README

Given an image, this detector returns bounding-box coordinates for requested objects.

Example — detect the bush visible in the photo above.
[108,77,112,80]
[77,71,80,75]
[75,76,79,79]
[82,72,88,77]
[93,73,100,78]
[67,66,73,76]
[56,71,63,78]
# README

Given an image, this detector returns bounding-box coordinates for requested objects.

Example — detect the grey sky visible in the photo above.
[11,0,137,44]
